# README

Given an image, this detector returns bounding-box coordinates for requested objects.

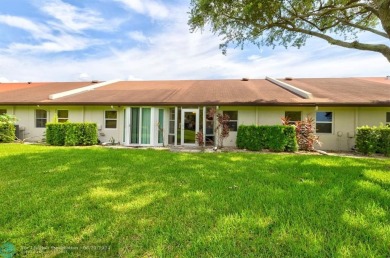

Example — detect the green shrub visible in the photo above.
[237,125,297,152]
[0,114,16,143]
[284,126,299,152]
[356,125,390,156]
[46,123,98,146]
[46,123,66,145]
[377,127,390,156]
[356,126,379,155]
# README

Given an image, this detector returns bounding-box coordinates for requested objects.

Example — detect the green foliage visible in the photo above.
[46,123,98,146]
[189,0,390,62]
[237,125,297,152]
[377,127,390,156]
[46,123,67,146]
[0,114,16,143]
[356,125,390,156]
[1,144,389,257]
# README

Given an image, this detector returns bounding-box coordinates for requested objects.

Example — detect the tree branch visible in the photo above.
[284,25,390,61]
[340,20,389,38]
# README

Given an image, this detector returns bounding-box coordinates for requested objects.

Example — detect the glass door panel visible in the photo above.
[158,109,164,144]
[131,108,139,144]
[182,109,198,145]
[141,108,151,144]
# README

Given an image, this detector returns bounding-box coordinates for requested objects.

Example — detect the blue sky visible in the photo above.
[0,0,389,82]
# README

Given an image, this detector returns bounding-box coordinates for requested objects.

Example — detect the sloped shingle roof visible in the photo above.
[0,77,389,106]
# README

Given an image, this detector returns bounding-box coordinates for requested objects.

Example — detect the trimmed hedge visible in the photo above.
[236,125,298,152]
[356,126,390,156]
[46,123,98,146]
[0,114,16,143]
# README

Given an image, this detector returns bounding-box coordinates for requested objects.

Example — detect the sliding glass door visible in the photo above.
[127,107,152,145]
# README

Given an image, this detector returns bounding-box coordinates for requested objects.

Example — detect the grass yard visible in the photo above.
[0,144,389,257]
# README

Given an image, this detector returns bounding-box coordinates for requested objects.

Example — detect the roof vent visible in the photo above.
[27,82,32,84]
[241,78,249,81]
[285,77,293,81]
[91,80,99,83]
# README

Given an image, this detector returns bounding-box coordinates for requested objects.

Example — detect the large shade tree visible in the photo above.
[188,0,390,62]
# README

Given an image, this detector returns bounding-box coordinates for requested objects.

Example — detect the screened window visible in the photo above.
[57,110,68,123]
[168,108,176,145]
[36,109,47,128]
[316,112,333,133]
[285,111,302,124]
[105,110,117,129]
[0,109,6,115]
[223,111,238,131]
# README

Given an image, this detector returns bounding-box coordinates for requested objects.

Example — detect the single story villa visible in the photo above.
[0,77,389,151]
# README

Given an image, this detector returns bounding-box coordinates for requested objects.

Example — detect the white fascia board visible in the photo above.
[49,79,120,100]
[266,76,313,99]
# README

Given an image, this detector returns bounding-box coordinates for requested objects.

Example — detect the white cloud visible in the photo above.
[0,1,111,54]
[114,0,170,19]
[78,73,90,81]
[128,31,150,43]
[248,55,261,61]
[40,0,120,33]
[7,35,99,53]
[0,76,10,83]
[0,15,53,40]
[127,74,143,80]
[0,2,388,82]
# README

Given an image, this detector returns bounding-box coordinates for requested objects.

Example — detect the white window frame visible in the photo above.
[35,109,47,128]
[223,111,238,132]
[285,111,302,124]
[316,111,333,134]
[104,110,118,129]
[57,110,69,123]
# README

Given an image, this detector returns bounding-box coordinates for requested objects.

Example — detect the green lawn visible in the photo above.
[0,144,389,257]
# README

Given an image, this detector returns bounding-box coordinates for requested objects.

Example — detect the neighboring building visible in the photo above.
[0,77,389,151]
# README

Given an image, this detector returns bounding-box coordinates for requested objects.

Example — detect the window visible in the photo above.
[168,108,175,145]
[36,109,47,128]
[285,111,302,124]
[205,107,215,145]
[223,111,238,131]
[316,112,333,133]
[105,110,117,129]
[0,109,6,115]
[387,112,390,126]
[57,110,68,123]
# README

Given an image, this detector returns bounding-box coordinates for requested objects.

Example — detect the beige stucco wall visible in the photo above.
[219,106,256,147]
[0,105,123,144]
[84,106,123,144]
[1,105,389,150]
[218,106,390,151]
[357,107,390,127]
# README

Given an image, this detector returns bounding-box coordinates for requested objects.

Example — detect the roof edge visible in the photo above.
[48,79,120,100]
[266,76,313,99]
